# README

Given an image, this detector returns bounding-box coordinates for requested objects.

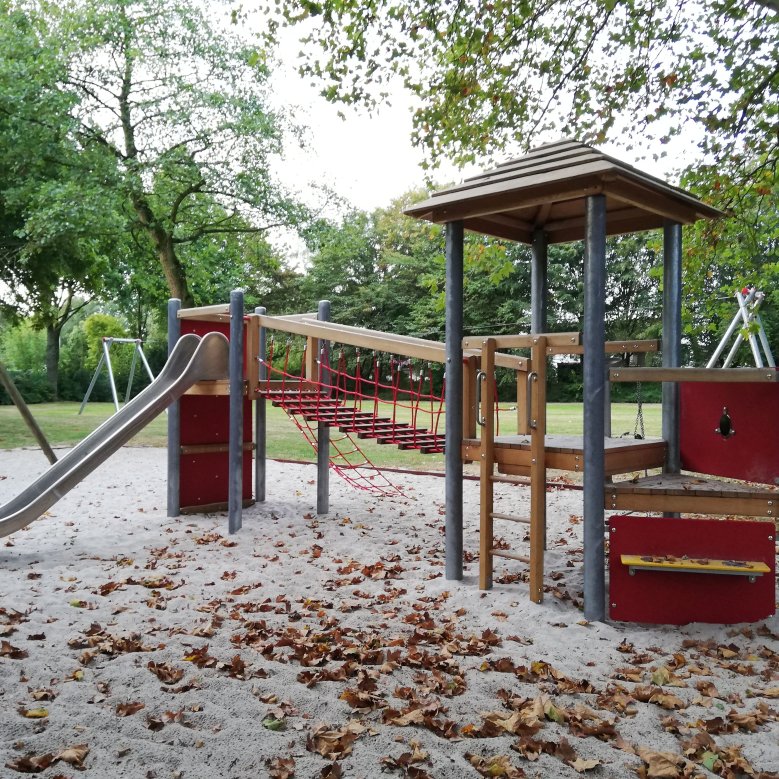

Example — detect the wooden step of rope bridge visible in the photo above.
[260,389,446,454]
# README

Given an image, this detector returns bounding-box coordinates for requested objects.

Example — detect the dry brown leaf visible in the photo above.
[0,640,28,659]
[116,701,145,717]
[54,744,89,768]
[465,753,526,778]
[147,660,185,684]
[569,757,601,773]
[4,752,56,773]
[265,756,295,779]
[306,721,365,760]
[636,747,685,778]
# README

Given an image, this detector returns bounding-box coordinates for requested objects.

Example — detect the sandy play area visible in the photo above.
[1,446,777,778]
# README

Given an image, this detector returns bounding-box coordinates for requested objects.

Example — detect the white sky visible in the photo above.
[257,12,692,223]
[267,59,442,212]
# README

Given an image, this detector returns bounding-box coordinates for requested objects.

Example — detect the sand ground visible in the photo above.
[1,447,777,779]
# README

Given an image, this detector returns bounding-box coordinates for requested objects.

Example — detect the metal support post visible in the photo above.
[167,298,181,517]
[662,221,682,474]
[583,195,607,622]
[317,300,331,514]
[531,228,548,333]
[445,221,464,580]
[255,306,267,503]
[228,290,244,534]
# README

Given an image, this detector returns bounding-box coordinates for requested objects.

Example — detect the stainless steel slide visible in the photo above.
[0,331,229,538]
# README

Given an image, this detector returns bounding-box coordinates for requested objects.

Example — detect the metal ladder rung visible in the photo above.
[490,512,530,524]
[491,549,530,563]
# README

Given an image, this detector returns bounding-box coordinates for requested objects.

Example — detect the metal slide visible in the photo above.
[0,331,229,538]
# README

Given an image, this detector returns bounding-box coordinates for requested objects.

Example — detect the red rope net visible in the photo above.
[258,338,446,497]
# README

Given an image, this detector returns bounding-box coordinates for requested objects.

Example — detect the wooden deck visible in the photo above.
[462,435,666,477]
[607,473,778,518]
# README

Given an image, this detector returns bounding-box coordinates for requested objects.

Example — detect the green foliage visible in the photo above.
[82,314,128,370]
[0,321,46,372]
[267,0,778,184]
[39,0,308,306]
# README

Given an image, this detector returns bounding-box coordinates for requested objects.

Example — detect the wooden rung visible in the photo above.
[621,554,770,580]
[491,550,531,563]
[181,442,255,455]
[490,512,531,524]
[491,475,529,485]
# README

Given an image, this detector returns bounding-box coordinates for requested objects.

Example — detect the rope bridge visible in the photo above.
[258,338,447,496]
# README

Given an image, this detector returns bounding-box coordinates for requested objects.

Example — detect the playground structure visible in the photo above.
[1,139,777,624]
[165,140,776,624]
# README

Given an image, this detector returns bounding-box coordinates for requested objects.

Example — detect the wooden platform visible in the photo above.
[607,473,778,517]
[462,435,666,477]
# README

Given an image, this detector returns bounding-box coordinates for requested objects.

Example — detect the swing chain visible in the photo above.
[632,381,645,440]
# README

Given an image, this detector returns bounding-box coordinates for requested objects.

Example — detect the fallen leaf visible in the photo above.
[116,702,145,717]
[17,708,48,719]
[54,744,89,768]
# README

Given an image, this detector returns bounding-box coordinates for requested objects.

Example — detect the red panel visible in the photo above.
[680,379,779,485]
[180,451,253,508]
[609,515,775,624]
[178,318,253,510]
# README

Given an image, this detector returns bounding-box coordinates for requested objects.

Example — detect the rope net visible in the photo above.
[259,338,447,497]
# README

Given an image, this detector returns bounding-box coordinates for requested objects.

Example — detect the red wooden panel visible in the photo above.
[680,379,779,485]
[609,515,775,624]
[180,451,253,508]
[178,317,253,510]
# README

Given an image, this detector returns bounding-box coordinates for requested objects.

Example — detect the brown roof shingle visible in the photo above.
[404,139,723,244]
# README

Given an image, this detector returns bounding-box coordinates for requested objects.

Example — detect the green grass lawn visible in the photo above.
[0,399,661,470]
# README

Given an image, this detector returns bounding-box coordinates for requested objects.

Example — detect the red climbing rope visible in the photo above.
[259,338,446,498]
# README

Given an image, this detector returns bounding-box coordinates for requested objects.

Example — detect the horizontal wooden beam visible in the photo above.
[463,331,581,350]
[610,367,779,383]
[184,379,248,396]
[547,338,660,355]
[178,304,231,321]
[256,315,528,370]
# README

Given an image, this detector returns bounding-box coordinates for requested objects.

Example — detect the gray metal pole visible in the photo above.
[530,227,548,334]
[255,306,267,503]
[317,300,331,514]
[228,290,244,534]
[583,195,607,622]
[167,298,181,517]
[445,221,464,580]
[662,221,682,474]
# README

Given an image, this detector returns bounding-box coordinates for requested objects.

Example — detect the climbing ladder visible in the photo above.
[478,336,547,601]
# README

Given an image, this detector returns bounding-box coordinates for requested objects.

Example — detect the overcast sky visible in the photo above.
[259,13,692,221]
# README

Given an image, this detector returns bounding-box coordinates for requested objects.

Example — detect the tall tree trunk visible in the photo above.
[45,324,61,401]
[131,194,194,307]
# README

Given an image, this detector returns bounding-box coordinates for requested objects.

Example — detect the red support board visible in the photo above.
[178,319,252,510]
[609,515,776,624]
[680,379,779,485]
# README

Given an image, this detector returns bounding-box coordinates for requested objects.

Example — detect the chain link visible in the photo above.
[632,381,645,440]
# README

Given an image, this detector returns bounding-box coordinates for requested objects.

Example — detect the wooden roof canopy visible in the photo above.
[404,139,724,244]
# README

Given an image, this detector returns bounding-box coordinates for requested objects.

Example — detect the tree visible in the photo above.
[268,0,777,183]
[43,0,306,307]
[0,3,123,396]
